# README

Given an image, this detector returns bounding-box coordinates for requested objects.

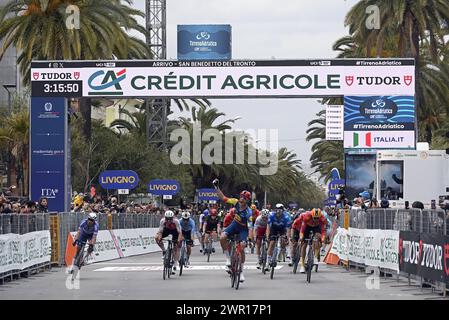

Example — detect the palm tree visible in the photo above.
[306,109,344,183]
[0,109,30,196]
[0,0,151,142]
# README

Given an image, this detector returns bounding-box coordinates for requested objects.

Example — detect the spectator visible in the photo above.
[412,201,424,210]
[380,198,390,209]
[37,197,49,213]
[369,198,379,208]
[11,202,20,214]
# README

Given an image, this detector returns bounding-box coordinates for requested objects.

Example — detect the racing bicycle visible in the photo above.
[179,238,187,276]
[304,231,319,283]
[260,235,268,274]
[204,232,215,262]
[71,241,93,282]
[163,235,175,280]
[229,234,243,290]
[269,235,281,279]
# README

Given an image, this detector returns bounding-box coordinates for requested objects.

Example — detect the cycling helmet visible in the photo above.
[275,203,284,210]
[359,191,371,200]
[311,208,322,219]
[181,211,190,219]
[239,190,251,201]
[210,208,218,216]
[165,210,175,218]
[87,212,97,221]
[261,209,269,217]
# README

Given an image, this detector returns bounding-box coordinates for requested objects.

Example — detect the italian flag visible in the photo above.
[353,132,371,147]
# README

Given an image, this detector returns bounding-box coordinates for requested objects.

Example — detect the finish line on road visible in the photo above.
[94,265,285,272]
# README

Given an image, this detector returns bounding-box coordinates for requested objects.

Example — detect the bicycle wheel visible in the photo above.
[292,246,300,274]
[230,244,236,288]
[235,255,241,290]
[163,249,169,280]
[179,244,185,277]
[207,238,211,262]
[306,245,313,283]
[261,240,267,274]
[270,248,277,279]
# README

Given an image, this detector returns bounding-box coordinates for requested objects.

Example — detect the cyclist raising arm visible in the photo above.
[213,179,252,283]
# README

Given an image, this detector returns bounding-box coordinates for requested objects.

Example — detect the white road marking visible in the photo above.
[94,265,284,272]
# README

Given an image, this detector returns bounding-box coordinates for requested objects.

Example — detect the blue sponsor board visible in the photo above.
[328,179,346,195]
[99,170,139,190]
[178,24,232,60]
[197,188,219,201]
[344,96,415,131]
[148,180,180,196]
[30,97,68,212]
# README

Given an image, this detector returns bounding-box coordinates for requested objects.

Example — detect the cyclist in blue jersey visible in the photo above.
[180,211,196,266]
[213,178,252,283]
[72,212,99,264]
[266,203,290,266]
[199,206,209,253]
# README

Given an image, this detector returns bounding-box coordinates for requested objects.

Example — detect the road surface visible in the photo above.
[0,244,445,300]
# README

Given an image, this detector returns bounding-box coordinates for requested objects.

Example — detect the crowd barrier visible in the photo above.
[329,208,449,297]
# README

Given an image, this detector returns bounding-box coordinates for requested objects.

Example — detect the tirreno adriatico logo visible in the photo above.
[44,102,52,112]
[196,31,211,40]
[360,97,398,121]
[88,69,127,96]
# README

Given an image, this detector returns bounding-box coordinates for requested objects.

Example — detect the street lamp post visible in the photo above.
[3,84,16,114]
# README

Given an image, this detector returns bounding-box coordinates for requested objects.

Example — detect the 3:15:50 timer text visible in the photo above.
[43,83,80,93]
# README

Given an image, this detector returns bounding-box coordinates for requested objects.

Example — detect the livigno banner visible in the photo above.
[178,24,232,60]
[31,59,415,98]
[344,96,416,149]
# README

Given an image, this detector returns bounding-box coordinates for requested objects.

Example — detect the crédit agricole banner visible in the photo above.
[31,59,415,98]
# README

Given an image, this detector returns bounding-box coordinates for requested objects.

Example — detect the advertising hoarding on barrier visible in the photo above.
[0,231,51,274]
[30,97,69,212]
[66,230,119,265]
[326,105,344,140]
[31,59,415,98]
[399,231,449,284]
[178,25,232,60]
[344,96,416,149]
[99,170,139,190]
[148,179,180,196]
[331,227,400,272]
[197,188,219,201]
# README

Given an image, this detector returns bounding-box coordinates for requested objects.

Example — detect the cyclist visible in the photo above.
[155,210,183,275]
[254,209,270,269]
[289,210,307,267]
[71,212,99,269]
[180,211,196,267]
[202,208,221,254]
[199,206,209,253]
[266,204,290,266]
[248,204,260,252]
[223,207,236,228]
[299,208,327,273]
[213,179,252,283]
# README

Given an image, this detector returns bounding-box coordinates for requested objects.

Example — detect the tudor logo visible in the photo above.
[74,72,80,80]
[404,75,413,86]
[345,76,354,86]
[33,72,40,80]
[444,244,449,276]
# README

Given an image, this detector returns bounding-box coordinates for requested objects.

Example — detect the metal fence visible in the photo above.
[335,207,449,296]
[337,208,448,235]
[0,213,50,235]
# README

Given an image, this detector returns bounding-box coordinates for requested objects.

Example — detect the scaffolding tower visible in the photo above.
[145,0,169,150]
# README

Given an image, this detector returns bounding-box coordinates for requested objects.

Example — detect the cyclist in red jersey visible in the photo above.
[223,207,236,228]
[299,208,327,273]
[289,211,306,267]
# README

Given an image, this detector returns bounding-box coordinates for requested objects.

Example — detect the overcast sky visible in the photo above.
[133,0,359,176]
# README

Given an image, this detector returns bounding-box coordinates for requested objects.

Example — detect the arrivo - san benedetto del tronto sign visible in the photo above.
[31,59,415,98]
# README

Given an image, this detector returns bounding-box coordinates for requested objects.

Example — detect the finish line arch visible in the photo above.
[29,58,416,211]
